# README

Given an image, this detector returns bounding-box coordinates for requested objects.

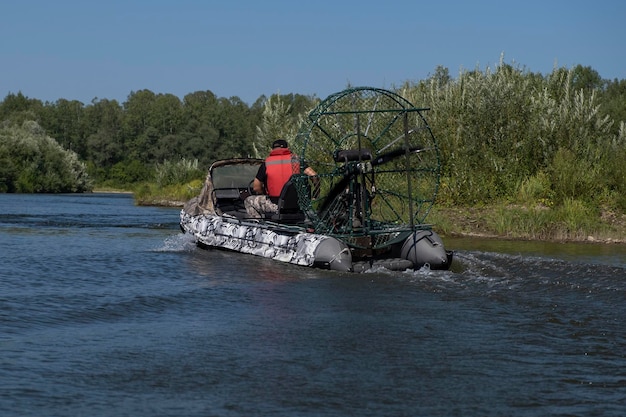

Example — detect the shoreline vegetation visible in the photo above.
[3,60,625,246]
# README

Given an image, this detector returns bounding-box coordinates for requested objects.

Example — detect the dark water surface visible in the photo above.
[1,193,625,416]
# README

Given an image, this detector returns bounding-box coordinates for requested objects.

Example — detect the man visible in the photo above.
[245,139,317,218]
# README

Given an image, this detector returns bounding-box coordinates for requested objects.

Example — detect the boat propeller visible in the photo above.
[319,145,423,215]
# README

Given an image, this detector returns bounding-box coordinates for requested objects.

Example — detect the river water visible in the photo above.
[1,193,625,416]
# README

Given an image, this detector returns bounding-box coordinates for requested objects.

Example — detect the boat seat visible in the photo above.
[214,188,242,200]
[270,178,306,224]
[214,187,247,218]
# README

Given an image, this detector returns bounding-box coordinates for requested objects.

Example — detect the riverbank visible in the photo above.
[429,205,626,244]
[133,192,626,245]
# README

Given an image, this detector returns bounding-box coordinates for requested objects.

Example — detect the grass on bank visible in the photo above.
[429,202,626,243]
[132,179,203,206]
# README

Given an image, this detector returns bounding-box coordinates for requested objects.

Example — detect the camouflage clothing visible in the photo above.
[244,195,278,218]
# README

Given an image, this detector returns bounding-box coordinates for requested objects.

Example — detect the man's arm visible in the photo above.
[304,166,320,198]
[252,178,265,194]
[252,163,267,195]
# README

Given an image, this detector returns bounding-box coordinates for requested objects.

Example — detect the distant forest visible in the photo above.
[1,61,625,211]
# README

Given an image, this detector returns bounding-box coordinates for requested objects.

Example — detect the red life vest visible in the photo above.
[265,148,299,197]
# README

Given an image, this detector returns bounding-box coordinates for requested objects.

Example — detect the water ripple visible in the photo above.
[2,193,626,417]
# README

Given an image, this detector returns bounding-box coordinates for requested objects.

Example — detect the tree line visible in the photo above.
[0,89,315,191]
[1,61,625,213]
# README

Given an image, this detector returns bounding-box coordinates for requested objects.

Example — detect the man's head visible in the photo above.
[272,139,289,149]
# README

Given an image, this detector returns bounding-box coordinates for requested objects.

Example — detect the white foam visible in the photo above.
[154,233,197,252]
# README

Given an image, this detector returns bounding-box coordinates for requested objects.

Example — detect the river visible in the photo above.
[1,193,625,416]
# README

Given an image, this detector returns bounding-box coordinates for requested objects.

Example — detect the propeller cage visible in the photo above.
[290,87,443,251]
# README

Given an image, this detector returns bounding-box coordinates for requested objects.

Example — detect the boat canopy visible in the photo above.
[183,158,262,216]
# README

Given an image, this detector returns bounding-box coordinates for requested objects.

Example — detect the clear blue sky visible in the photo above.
[2,0,624,105]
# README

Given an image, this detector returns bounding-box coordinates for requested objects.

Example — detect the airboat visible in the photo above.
[180,87,452,272]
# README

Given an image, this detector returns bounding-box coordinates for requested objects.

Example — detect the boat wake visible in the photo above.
[353,248,626,302]
[436,249,626,296]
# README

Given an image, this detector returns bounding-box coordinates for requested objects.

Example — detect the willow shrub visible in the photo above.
[154,158,203,188]
[132,158,204,204]
[548,147,602,205]
[597,122,626,210]
[402,59,624,210]
[0,121,92,193]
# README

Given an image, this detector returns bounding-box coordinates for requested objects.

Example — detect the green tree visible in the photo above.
[149,93,184,137]
[0,121,92,192]
[570,64,604,92]
[83,98,124,166]
[0,92,44,127]
[123,89,157,162]
[44,98,86,156]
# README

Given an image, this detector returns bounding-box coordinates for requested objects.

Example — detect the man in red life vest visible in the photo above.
[245,139,317,218]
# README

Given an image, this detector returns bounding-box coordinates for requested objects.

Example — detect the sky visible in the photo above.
[2,0,625,105]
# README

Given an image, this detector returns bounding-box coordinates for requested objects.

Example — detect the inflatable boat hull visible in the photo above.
[180,211,451,272]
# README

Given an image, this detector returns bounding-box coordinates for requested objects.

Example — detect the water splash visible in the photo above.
[154,233,197,252]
